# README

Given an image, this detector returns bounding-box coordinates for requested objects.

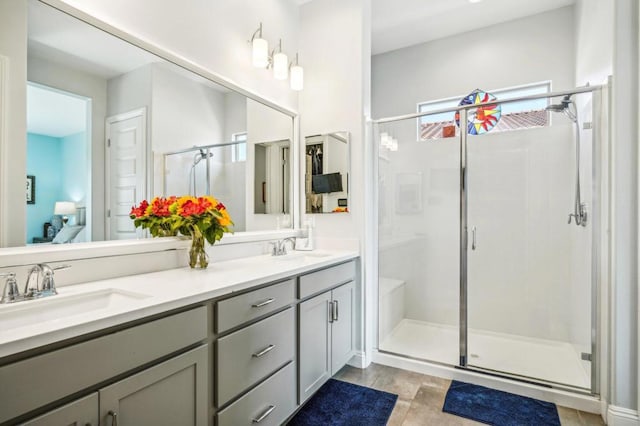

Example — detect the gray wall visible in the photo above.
[372,6,575,120]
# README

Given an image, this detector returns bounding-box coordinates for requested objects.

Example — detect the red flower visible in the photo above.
[180,200,205,217]
[130,199,149,218]
[151,197,172,217]
[216,202,226,210]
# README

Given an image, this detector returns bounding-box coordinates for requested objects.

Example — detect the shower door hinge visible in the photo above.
[107,209,111,218]
[581,352,592,361]
[583,122,592,130]
[107,138,112,147]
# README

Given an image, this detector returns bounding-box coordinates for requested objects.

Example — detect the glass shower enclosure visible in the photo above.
[376,86,606,393]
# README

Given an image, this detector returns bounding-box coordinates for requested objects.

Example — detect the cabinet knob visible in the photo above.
[107,410,118,426]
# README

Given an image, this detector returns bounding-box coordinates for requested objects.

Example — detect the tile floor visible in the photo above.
[333,363,606,426]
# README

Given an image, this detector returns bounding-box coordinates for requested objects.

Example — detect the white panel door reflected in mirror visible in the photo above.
[305,132,349,214]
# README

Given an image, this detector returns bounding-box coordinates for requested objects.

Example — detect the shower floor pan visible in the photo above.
[379,319,590,389]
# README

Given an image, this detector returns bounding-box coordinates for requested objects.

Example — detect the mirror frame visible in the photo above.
[0,0,300,257]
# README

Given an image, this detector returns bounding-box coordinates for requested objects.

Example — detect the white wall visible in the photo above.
[151,64,226,153]
[372,6,575,120]
[0,0,28,247]
[610,0,639,413]
[57,0,299,113]
[299,0,370,243]
[298,0,371,363]
[29,54,107,241]
[574,0,614,87]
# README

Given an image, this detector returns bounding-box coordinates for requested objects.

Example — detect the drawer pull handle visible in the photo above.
[252,298,275,308]
[253,405,276,423]
[107,410,118,426]
[328,301,334,323]
[252,344,275,358]
[334,300,339,321]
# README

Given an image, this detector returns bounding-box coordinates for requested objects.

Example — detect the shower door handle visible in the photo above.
[471,226,477,250]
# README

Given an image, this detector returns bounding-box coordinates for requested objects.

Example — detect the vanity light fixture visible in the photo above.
[272,39,289,80]
[249,24,302,90]
[250,23,269,68]
[290,53,304,91]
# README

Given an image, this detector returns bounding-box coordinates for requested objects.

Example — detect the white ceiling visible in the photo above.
[27,84,88,138]
[371,0,576,55]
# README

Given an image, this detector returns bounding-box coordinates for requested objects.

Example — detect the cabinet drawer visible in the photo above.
[216,308,294,406]
[298,260,356,299]
[216,278,294,333]
[217,362,296,426]
[0,306,207,424]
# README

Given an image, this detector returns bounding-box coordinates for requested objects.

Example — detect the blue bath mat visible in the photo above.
[287,379,397,425]
[443,380,560,426]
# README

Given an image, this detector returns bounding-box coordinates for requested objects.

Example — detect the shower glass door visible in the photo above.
[464,93,595,390]
[376,116,460,366]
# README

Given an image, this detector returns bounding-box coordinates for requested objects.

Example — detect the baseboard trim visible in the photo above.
[607,406,640,426]
[348,351,367,368]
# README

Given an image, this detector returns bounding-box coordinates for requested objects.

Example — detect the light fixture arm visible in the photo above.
[249,22,263,43]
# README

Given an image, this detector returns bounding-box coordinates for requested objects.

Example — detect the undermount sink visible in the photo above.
[0,288,151,331]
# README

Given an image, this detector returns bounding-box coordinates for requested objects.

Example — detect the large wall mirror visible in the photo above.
[16,0,294,247]
[304,132,350,214]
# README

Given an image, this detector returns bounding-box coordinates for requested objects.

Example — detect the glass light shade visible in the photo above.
[290,64,304,91]
[380,132,391,148]
[273,52,288,80]
[252,38,269,68]
[54,201,76,215]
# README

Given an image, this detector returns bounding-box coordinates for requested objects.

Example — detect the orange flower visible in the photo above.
[150,197,172,217]
[130,199,149,218]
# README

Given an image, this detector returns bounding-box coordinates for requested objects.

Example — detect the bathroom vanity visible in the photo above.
[0,252,358,426]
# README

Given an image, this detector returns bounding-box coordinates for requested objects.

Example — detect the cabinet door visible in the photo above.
[22,393,98,426]
[331,281,355,375]
[298,291,332,404]
[99,345,208,426]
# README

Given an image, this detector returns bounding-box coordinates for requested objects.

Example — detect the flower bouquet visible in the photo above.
[130,196,233,269]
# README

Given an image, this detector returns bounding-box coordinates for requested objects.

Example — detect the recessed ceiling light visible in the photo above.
[469,0,483,3]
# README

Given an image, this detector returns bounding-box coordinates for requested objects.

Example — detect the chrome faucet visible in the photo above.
[0,272,20,303]
[269,238,297,256]
[24,263,70,299]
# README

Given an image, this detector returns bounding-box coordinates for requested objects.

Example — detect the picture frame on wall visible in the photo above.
[26,175,35,204]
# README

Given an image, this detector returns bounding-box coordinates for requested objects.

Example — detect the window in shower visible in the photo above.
[417,81,551,140]
[231,132,247,162]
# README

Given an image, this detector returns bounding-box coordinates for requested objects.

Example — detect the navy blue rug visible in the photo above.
[287,379,397,425]
[443,380,560,426]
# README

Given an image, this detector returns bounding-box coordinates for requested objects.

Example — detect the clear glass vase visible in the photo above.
[188,226,209,269]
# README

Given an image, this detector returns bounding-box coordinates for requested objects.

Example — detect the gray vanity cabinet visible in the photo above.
[21,393,98,426]
[298,280,355,404]
[21,345,208,426]
[99,344,208,426]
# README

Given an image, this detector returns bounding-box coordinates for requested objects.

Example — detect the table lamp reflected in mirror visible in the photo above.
[54,201,76,225]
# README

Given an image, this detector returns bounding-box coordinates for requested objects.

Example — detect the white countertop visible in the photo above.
[0,250,358,359]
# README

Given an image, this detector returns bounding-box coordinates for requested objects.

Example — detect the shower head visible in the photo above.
[192,149,213,166]
[545,95,572,112]
[545,95,577,122]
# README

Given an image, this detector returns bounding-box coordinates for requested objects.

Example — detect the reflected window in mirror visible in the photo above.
[305,132,350,214]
